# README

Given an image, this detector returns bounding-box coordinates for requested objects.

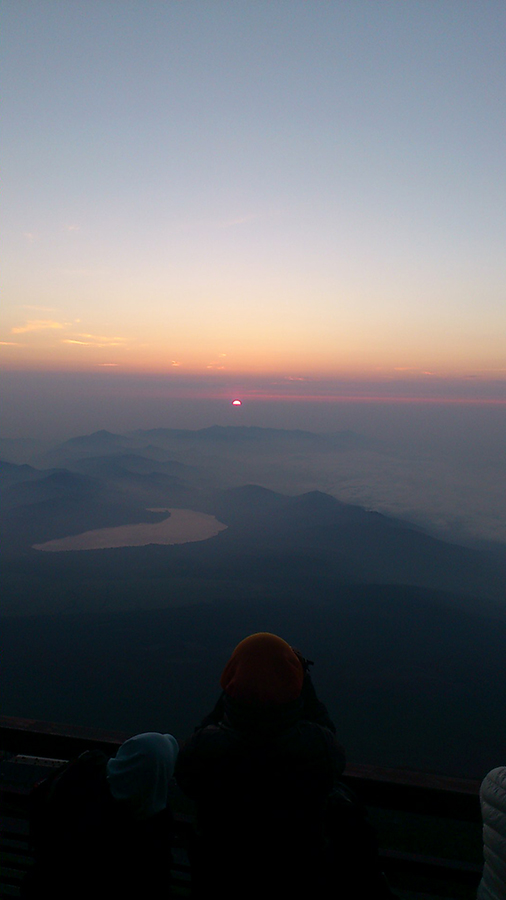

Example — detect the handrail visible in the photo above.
[0,715,481,817]
[0,716,128,759]
[0,715,484,897]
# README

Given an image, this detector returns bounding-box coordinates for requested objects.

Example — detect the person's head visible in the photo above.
[106,732,179,819]
[220,632,304,706]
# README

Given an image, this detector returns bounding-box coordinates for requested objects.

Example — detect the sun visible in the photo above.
[232,399,242,406]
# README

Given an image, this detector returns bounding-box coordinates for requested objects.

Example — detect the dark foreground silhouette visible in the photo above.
[176,632,395,898]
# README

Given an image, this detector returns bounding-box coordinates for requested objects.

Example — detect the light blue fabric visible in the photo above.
[106,732,179,820]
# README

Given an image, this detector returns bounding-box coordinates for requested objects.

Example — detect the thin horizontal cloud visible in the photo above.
[0,341,22,346]
[11,320,68,334]
[61,331,129,348]
[62,339,127,348]
[75,333,127,342]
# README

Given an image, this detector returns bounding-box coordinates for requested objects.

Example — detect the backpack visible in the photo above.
[22,750,112,899]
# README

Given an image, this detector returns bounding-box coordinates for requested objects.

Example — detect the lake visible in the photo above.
[33,508,227,552]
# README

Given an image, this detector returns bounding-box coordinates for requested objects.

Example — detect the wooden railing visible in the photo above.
[0,716,483,898]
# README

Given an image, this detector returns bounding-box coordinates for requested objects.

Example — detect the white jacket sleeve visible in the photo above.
[478,768,506,900]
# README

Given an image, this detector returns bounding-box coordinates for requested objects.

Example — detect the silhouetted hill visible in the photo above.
[69,453,195,479]
[0,459,50,489]
[0,460,176,552]
[2,452,505,604]
[211,484,288,525]
[202,487,505,602]
[2,427,505,610]
[41,430,132,465]
[5,469,96,506]
[0,452,206,535]
[2,586,506,777]
[64,429,126,448]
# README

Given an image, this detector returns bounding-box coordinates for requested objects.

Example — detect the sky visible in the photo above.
[1,0,505,437]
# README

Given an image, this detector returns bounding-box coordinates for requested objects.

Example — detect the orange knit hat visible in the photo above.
[220,632,304,705]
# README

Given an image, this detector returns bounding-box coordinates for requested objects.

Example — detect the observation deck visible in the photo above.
[0,716,483,898]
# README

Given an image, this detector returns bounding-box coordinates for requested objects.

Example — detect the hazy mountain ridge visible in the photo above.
[69,452,196,478]
[37,425,377,470]
[207,486,506,602]
[2,424,504,548]
[1,426,505,781]
[1,474,505,615]
[2,427,505,608]
[0,459,56,488]
[0,457,183,550]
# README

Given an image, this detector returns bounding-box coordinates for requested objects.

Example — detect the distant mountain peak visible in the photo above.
[289,490,344,505]
[56,430,128,450]
[73,429,123,442]
[90,429,121,439]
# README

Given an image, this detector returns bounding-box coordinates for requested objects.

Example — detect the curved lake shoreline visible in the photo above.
[33,508,227,552]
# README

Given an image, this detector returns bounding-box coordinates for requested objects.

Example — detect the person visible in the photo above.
[175,632,346,897]
[23,731,179,900]
[478,767,506,900]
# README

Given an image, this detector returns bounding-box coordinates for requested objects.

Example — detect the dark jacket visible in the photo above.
[23,750,174,900]
[176,675,345,896]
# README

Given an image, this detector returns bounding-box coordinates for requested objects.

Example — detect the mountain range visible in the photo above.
[1,426,506,777]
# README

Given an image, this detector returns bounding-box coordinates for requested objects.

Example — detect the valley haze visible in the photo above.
[1,419,505,780]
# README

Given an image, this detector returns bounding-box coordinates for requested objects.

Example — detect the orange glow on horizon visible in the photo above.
[2,349,505,381]
[3,303,506,383]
